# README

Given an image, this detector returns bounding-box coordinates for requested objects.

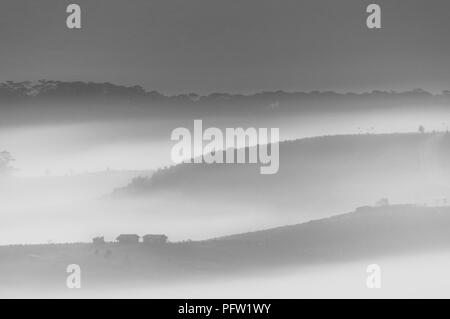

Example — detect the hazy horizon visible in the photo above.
[2,0,450,299]
[1,0,450,94]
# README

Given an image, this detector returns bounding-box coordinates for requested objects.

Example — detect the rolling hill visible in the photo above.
[114,132,450,221]
[1,204,450,297]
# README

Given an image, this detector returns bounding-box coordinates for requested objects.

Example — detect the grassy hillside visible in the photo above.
[1,204,450,293]
[114,132,450,219]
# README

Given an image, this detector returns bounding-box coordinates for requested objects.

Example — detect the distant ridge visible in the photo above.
[217,204,450,244]
[1,205,450,281]
[0,80,446,101]
[1,81,450,127]
[112,132,450,221]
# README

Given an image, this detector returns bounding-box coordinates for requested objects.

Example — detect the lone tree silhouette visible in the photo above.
[418,125,425,134]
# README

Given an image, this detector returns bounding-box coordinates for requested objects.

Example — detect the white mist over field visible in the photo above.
[4,252,450,299]
[1,106,450,245]
[2,0,450,299]
[100,252,450,299]
[0,173,283,245]
[1,106,449,177]
[1,110,450,298]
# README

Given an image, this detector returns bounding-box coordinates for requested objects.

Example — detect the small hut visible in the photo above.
[116,234,140,244]
[92,236,105,245]
[142,234,168,245]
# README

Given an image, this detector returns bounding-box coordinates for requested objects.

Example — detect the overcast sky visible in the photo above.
[1,0,449,94]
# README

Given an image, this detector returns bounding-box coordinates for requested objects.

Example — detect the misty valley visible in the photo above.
[2,0,450,303]
[2,83,450,298]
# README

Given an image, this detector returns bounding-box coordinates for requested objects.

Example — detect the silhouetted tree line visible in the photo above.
[0,80,448,104]
[0,80,153,99]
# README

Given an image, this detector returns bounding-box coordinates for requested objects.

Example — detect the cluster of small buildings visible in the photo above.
[93,234,168,245]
